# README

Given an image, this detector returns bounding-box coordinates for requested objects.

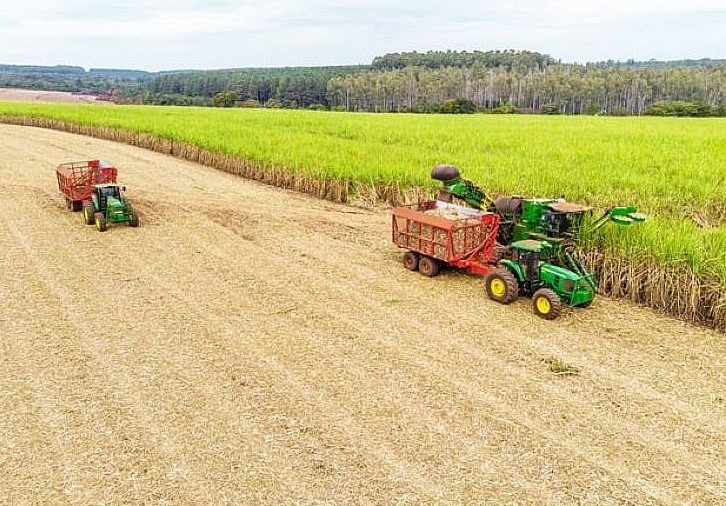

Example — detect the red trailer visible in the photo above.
[392,200,501,277]
[56,160,118,211]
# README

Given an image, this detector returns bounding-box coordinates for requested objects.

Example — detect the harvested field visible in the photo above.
[1,124,724,505]
[0,87,100,104]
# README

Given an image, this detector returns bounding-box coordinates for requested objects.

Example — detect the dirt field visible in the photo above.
[1,124,724,505]
[0,88,100,104]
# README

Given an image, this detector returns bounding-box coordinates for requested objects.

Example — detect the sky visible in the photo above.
[1,0,725,72]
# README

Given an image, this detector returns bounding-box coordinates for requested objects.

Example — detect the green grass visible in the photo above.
[1,102,724,286]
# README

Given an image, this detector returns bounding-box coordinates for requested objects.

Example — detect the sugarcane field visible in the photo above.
[1,122,724,505]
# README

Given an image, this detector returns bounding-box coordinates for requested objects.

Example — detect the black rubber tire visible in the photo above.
[129,214,139,227]
[484,267,519,304]
[403,251,419,271]
[418,257,440,277]
[82,201,95,225]
[71,200,82,212]
[532,288,563,320]
[94,212,107,232]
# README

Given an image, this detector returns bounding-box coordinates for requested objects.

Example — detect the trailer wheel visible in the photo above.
[94,212,107,232]
[403,251,419,271]
[71,200,82,212]
[418,257,440,277]
[82,202,95,225]
[484,267,519,304]
[532,288,562,320]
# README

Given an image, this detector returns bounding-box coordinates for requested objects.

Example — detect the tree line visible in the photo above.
[2,51,725,115]
[326,62,726,115]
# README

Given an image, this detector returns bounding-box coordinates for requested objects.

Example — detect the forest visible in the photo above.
[1,51,725,116]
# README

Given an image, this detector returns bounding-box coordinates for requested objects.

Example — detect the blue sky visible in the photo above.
[2,0,725,71]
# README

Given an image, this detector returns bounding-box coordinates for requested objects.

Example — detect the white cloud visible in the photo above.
[1,0,724,70]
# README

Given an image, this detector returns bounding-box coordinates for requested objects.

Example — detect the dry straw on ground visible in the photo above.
[1,124,725,504]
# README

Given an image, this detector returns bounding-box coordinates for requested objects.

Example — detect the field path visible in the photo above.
[1,124,724,505]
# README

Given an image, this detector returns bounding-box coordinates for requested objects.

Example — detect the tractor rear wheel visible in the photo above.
[484,267,519,304]
[82,202,95,225]
[532,288,562,320]
[403,251,420,271]
[94,212,107,232]
[418,256,440,277]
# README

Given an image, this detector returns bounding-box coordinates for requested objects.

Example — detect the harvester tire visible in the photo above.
[484,267,519,304]
[532,288,562,320]
[94,212,107,232]
[129,214,140,227]
[403,251,419,271]
[418,257,440,277]
[82,202,95,225]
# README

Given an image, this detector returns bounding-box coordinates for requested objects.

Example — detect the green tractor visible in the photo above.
[82,183,139,232]
[484,239,596,319]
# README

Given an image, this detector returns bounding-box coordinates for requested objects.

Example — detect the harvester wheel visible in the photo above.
[94,212,107,232]
[418,256,440,277]
[129,214,140,227]
[484,267,519,304]
[82,202,95,225]
[403,251,420,271]
[532,288,562,320]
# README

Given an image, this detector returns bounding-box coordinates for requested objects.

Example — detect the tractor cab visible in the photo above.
[510,239,550,292]
[93,183,125,211]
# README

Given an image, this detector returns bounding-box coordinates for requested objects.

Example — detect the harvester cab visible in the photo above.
[82,183,139,232]
[486,239,597,319]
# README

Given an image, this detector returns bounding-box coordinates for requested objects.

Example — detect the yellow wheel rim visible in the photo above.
[490,278,506,298]
[536,296,551,314]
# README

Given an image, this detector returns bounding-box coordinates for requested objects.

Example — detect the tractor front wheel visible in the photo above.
[403,251,420,271]
[129,214,140,227]
[418,256,440,277]
[82,202,95,225]
[484,267,519,304]
[532,288,562,320]
[94,212,107,232]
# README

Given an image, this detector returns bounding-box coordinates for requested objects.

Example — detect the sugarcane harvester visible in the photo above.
[430,164,645,280]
